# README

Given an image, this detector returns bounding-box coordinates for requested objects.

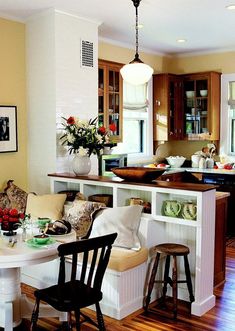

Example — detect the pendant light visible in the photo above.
[120,0,153,85]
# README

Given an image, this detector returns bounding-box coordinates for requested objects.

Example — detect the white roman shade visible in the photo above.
[228,81,235,108]
[123,81,148,112]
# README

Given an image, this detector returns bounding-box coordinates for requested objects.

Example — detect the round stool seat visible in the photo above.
[154,243,190,256]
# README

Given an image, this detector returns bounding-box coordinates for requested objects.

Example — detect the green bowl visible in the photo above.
[33,234,50,245]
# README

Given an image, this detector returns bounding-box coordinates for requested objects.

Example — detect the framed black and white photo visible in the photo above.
[0,106,17,153]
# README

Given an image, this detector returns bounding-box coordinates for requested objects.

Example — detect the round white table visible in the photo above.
[0,229,76,331]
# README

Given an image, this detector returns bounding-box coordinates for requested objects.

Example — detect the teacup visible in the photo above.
[33,234,50,245]
[162,200,181,217]
[37,218,51,229]
[182,202,197,220]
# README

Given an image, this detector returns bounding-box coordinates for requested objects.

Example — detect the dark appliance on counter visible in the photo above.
[98,154,128,176]
[202,173,235,235]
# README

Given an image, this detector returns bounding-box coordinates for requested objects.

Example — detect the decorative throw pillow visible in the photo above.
[4,180,28,212]
[26,193,67,220]
[0,192,11,209]
[65,200,105,239]
[90,205,143,251]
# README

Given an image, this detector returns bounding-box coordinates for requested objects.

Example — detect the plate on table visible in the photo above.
[47,231,72,237]
[26,237,56,248]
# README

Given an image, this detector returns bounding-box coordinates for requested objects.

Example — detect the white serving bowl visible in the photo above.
[215,162,224,169]
[166,156,186,168]
[186,91,195,98]
[200,89,208,97]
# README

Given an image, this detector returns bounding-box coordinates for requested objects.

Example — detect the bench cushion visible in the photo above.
[108,247,148,272]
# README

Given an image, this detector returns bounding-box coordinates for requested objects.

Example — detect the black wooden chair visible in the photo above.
[30,232,117,331]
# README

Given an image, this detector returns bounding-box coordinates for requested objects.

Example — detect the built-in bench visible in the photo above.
[22,216,157,319]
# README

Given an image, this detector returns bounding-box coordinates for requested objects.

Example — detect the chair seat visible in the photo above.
[35,280,103,312]
[154,243,190,256]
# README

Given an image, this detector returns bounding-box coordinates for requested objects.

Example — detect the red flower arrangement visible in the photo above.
[0,208,25,235]
[60,116,117,156]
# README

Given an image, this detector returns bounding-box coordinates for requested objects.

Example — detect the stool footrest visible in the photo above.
[154,279,187,285]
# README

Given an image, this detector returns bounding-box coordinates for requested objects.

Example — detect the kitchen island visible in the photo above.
[49,172,217,316]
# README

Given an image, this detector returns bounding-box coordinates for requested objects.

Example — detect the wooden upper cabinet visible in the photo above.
[182,71,221,141]
[153,71,221,142]
[98,59,123,143]
[153,74,183,141]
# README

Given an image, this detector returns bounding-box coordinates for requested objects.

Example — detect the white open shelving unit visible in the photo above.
[49,173,216,316]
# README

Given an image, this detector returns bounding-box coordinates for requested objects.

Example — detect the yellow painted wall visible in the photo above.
[167,50,235,74]
[0,18,27,191]
[99,41,171,73]
[99,42,235,75]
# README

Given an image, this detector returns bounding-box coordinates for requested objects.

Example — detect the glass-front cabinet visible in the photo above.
[98,60,123,143]
[153,71,221,144]
[153,74,183,142]
[184,79,208,136]
[182,72,221,140]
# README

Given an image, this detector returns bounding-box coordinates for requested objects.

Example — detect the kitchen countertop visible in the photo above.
[48,172,216,191]
[164,167,235,175]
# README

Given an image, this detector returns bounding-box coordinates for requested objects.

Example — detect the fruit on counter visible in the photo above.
[145,163,157,168]
[157,163,167,168]
[145,163,170,168]
[224,163,233,170]
[215,162,234,170]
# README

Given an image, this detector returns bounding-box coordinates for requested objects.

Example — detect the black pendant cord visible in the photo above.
[131,0,143,63]
[135,3,139,58]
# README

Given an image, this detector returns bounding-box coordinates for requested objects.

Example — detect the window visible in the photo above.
[228,82,235,154]
[121,111,147,154]
[221,74,235,159]
[113,80,153,157]
[231,117,235,153]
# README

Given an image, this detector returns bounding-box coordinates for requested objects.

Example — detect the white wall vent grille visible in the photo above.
[81,40,94,68]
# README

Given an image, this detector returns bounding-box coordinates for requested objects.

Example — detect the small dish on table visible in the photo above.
[27,236,56,248]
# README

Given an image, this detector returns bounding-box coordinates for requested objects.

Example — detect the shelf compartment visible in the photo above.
[154,192,198,222]
[116,187,152,208]
[82,184,113,202]
[53,180,81,194]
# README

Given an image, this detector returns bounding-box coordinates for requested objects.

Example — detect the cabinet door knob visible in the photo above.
[156,100,161,106]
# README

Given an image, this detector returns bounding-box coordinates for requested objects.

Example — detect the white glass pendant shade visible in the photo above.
[120,0,154,86]
[120,61,153,85]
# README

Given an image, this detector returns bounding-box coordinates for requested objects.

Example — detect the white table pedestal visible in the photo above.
[0,268,21,330]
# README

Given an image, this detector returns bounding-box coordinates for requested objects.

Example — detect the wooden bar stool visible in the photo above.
[144,243,195,318]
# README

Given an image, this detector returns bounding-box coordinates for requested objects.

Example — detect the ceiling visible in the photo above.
[0,0,235,56]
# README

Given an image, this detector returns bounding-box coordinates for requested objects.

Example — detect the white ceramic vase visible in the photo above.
[72,154,91,175]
